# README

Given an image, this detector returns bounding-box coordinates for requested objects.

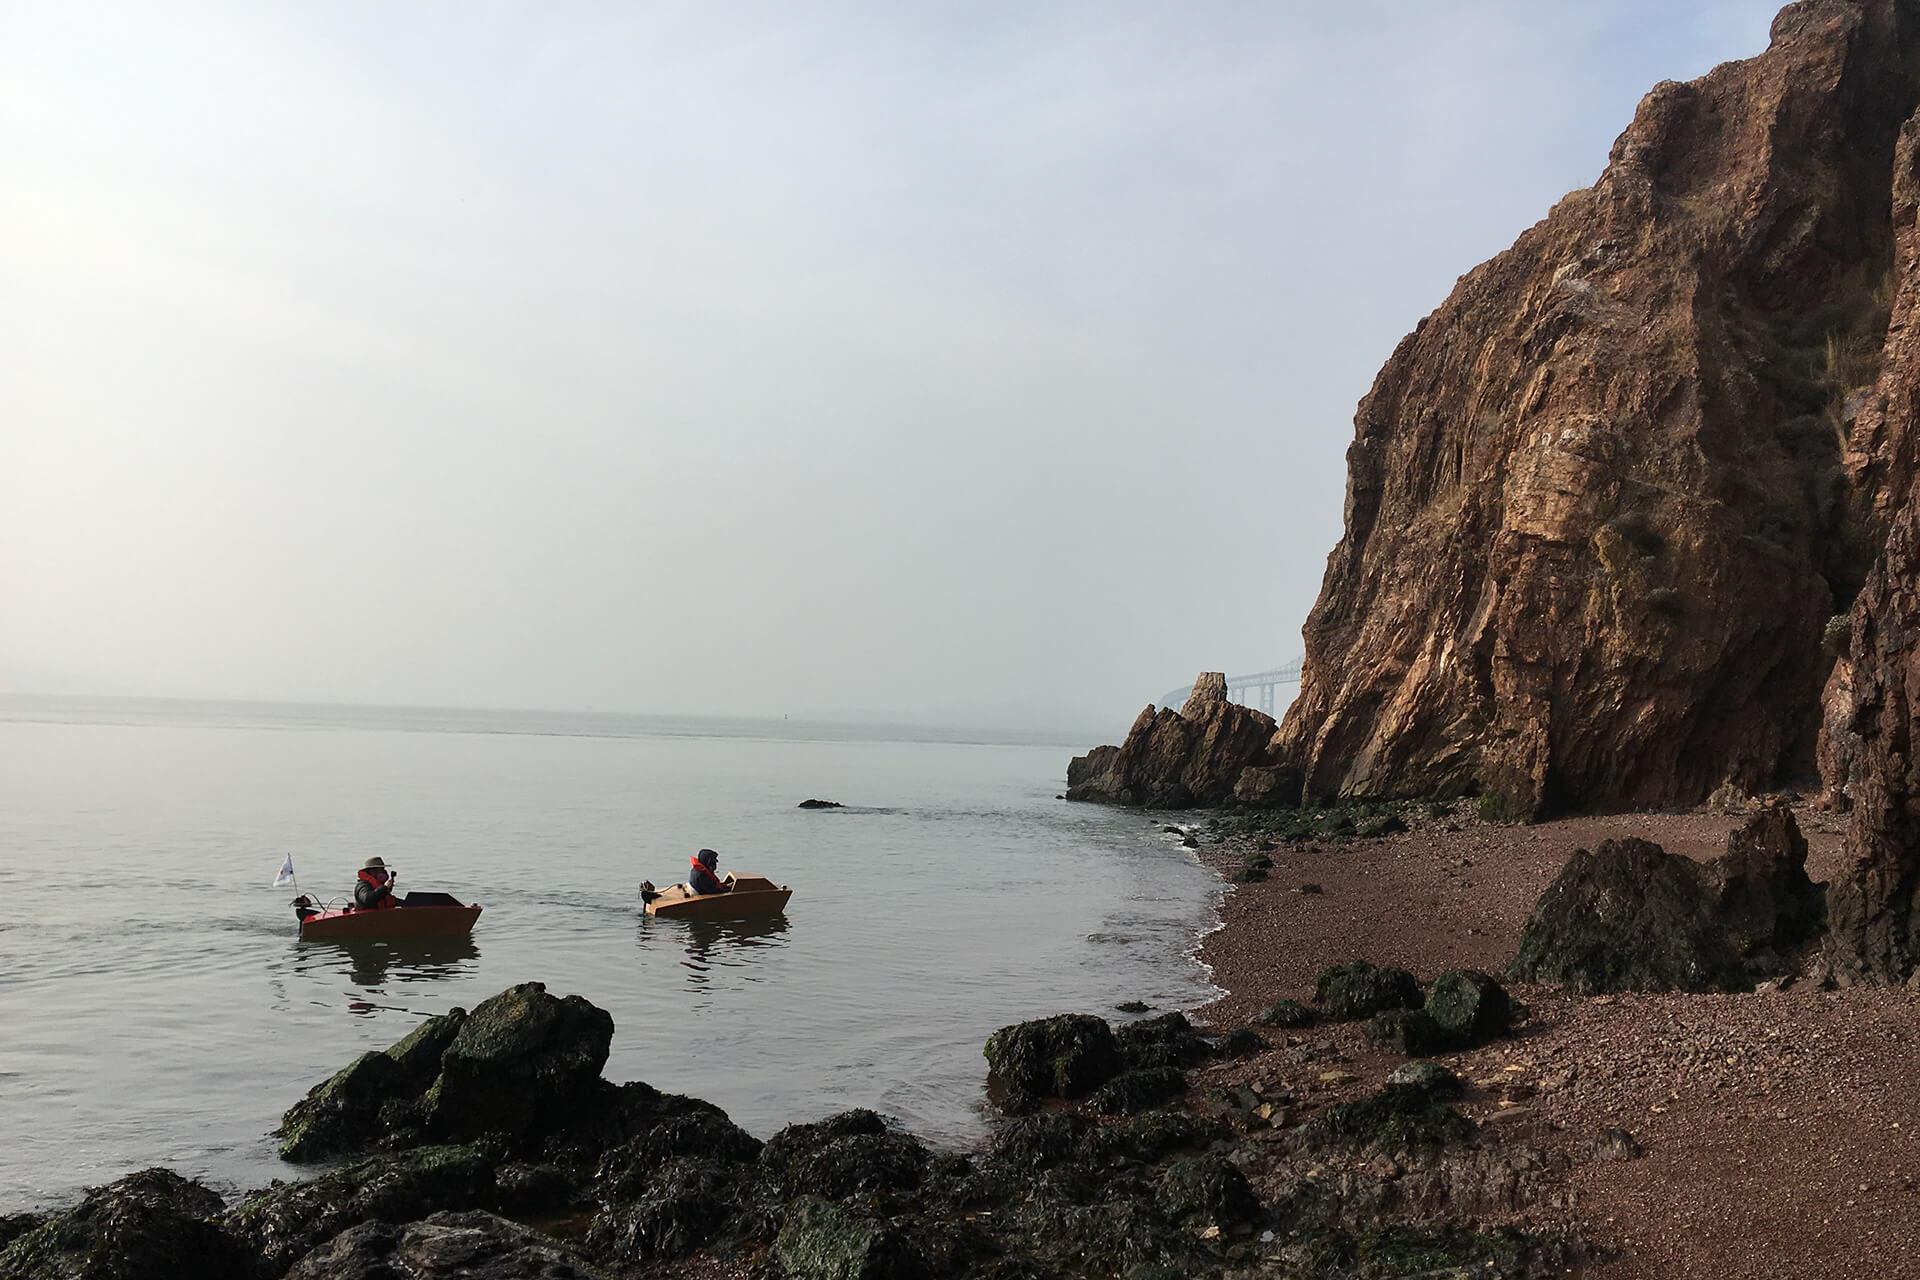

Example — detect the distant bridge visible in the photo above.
[1160,658,1304,717]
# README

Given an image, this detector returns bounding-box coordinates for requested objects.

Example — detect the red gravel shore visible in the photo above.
[1185,802,1920,1280]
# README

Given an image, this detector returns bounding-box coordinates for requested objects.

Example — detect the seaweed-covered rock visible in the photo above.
[1385,1060,1464,1100]
[1362,1008,1447,1056]
[758,1111,929,1202]
[277,1009,468,1162]
[986,1113,1096,1174]
[281,1210,603,1280]
[1508,838,1748,993]
[773,1196,927,1280]
[1255,999,1315,1029]
[1301,1084,1477,1150]
[228,1145,498,1277]
[1424,970,1514,1046]
[1088,1068,1189,1116]
[1115,1012,1215,1070]
[1313,961,1423,1021]
[1215,1027,1268,1059]
[585,1156,743,1262]
[424,984,613,1143]
[0,1168,248,1280]
[984,1014,1121,1099]
[1156,1155,1260,1227]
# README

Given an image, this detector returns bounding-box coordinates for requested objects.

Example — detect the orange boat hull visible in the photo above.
[298,902,483,940]
[644,873,791,919]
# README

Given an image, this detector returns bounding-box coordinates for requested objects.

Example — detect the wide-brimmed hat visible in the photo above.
[361,856,388,871]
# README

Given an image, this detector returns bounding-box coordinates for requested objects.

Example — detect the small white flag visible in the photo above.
[273,854,296,888]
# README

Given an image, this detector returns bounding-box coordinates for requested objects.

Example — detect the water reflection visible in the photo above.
[642,915,790,997]
[295,936,482,988]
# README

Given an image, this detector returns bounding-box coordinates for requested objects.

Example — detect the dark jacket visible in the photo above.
[688,851,726,896]
[354,868,395,910]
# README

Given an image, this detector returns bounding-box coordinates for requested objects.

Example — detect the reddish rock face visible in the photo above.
[1280,0,1920,818]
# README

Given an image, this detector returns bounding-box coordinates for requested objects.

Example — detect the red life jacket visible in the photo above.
[688,855,724,894]
[356,867,398,909]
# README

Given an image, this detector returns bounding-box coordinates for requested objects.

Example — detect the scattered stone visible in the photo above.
[1296,883,1324,895]
[1424,969,1515,1046]
[1255,1000,1315,1029]
[1385,1060,1464,1100]
[1585,1128,1646,1162]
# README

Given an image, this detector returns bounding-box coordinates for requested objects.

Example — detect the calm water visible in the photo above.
[0,696,1220,1211]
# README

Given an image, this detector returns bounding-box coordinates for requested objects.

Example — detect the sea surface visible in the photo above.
[0,695,1221,1211]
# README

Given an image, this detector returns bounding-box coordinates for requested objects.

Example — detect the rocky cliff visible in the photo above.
[1279,0,1920,819]
[1068,673,1293,808]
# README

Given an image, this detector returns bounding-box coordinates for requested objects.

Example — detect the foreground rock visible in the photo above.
[1276,0,1920,817]
[1509,809,1824,992]
[4,984,1599,1279]
[1067,671,1297,808]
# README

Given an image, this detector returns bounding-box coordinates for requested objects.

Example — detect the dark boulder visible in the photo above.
[1362,1008,1448,1056]
[984,1014,1121,1100]
[424,983,613,1143]
[0,1168,248,1280]
[1507,838,1749,993]
[281,1210,603,1280]
[1423,970,1515,1046]
[1313,961,1423,1021]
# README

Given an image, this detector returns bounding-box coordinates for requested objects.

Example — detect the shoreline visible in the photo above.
[1174,799,1920,1280]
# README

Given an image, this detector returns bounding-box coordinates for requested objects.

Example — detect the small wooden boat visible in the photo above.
[642,873,792,919]
[294,891,483,940]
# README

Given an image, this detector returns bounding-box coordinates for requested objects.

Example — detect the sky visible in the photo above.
[1,1,1788,731]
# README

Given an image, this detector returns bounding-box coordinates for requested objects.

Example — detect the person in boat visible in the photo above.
[687,848,731,896]
[354,856,399,910]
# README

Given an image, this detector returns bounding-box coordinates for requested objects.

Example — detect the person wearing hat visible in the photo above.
[354,856,399,910]
[686,848,731,897]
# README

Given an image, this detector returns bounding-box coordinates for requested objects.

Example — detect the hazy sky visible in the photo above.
[2,1,1784,729]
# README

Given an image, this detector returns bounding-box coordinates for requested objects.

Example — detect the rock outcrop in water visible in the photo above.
[1275,0,1920,819]
[1067,672,1296,808]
